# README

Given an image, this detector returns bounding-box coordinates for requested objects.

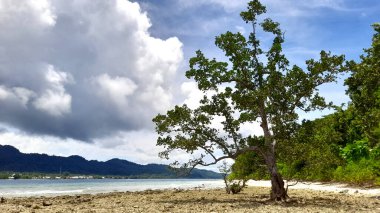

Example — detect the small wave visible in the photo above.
[0,189,84,197]
[0,179,225,197]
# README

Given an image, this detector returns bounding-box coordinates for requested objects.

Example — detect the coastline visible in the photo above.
[0,186,379,212]
[0,179,226,198]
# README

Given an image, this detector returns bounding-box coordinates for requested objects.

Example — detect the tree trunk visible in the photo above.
[258,101,287,201]
[269,167,287,201]
[223,174,231,194]
[265,153,288,201]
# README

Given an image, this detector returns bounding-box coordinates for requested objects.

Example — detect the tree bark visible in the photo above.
[266,153,288,201]
[258,100,287,201]
[269,166,287,201]
[223,174,231,194]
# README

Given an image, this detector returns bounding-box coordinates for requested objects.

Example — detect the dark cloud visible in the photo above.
[0,0,183,141]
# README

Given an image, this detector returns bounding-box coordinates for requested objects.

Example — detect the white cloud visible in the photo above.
[0,85,35,108]
[0,86,8,99]
[138,85,173,112]
[33,89,72,117]
[12,87,36,106]
[95,73,137,111]
[45,65,73,86]
[240,121,263,137]
[28,0,56,26]
[0,0,55,29]
[33,65,72,117]
[181,81,203,109]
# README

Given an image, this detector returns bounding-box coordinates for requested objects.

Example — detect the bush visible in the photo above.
[340,139,370,162]
[333,158,380,185]
[370,144,380,159]
[228,180,247,194]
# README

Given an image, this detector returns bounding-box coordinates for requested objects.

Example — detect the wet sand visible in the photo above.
[0,187,379,212]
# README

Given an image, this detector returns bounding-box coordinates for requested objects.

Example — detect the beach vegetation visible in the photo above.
[218,161,247,194]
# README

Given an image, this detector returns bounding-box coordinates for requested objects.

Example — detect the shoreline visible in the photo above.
[0,186,379,212]
[0,179,226,198]
[1,179,379,198]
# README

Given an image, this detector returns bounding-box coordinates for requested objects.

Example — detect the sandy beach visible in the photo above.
[0,185,379,213]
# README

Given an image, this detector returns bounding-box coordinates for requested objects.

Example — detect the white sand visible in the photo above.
[247,180,380,196]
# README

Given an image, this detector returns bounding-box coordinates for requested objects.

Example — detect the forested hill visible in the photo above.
[0,145,221,178]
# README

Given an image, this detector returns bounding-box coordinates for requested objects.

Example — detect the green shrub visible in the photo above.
[333,158,380,185]
[340,139,370,162]
[229,181,246,194]
[370,144,380,159]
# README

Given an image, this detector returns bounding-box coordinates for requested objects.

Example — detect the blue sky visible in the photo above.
[139,0,380,118]
[0,0,379,166]
[141,0,378,59]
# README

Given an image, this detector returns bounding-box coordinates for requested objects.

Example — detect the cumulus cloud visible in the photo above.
[181,82,203,109]
[94,73,137,112]
[0,0,183,140]
[0,86,36,107]
[33,65,73,117]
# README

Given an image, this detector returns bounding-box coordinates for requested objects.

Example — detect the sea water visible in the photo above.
[0,179,225,197]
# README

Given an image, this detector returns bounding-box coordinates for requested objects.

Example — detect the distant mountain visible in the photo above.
[0,145,221,179]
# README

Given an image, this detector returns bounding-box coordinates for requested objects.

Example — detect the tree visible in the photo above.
[218,160,248,194]
[345,23,380,145]
[153,0,346,201]
[218,161,232,194]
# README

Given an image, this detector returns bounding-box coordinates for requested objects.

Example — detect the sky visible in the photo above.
[0,0,379,167]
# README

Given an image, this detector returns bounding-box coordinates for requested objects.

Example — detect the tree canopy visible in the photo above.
[153,0,348,201]
[345,23,380,145]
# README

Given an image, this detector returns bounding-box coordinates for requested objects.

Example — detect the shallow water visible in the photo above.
[0,179,225,197]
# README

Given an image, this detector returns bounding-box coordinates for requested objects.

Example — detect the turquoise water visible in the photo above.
[0,179,225,197]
